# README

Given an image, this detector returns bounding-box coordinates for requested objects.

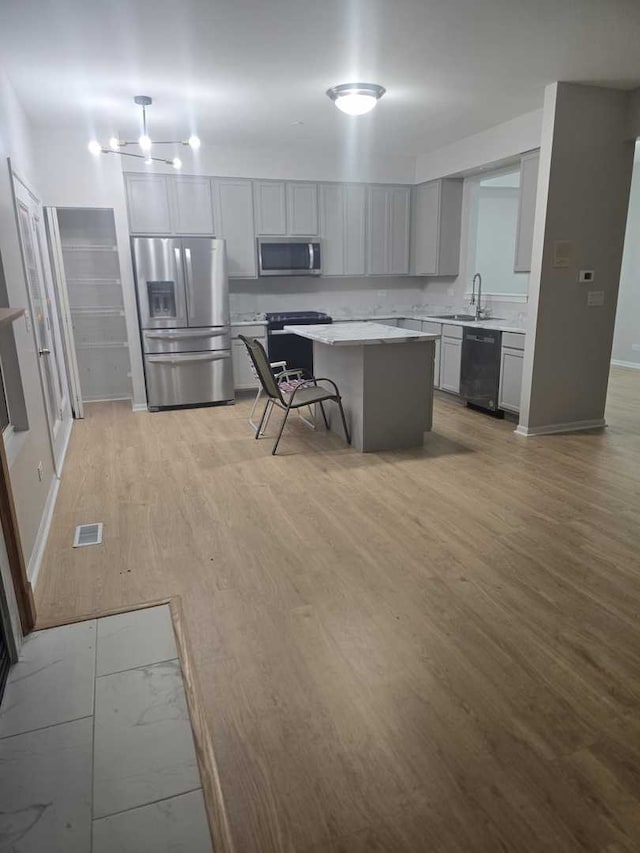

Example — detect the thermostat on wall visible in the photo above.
[578,270,595,283]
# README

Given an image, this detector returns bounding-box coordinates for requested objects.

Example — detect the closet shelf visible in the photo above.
[61,244,117,252]
[75,341,129,350]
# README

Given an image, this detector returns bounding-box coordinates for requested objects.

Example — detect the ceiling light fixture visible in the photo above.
[326,82,386,116]
[87,96,202,168]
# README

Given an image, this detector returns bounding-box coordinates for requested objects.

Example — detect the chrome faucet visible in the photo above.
[471,273,483,321]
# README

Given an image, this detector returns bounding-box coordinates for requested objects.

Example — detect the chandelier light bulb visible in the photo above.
[88,140,102,155]
[138,134,152,152]
[144,157,153,165]
[188,135,201,150]
[172,157,182,169]
[109,137,120,150]
[326,83,386,116]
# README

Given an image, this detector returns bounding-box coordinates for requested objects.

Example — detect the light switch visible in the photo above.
[587,290,605,307]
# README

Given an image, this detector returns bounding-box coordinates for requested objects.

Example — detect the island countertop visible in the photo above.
[283,321,440,346]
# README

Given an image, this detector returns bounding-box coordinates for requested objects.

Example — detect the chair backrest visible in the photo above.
[239,336,284,403]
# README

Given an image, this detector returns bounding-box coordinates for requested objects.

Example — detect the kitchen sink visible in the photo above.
[429,313,478,321]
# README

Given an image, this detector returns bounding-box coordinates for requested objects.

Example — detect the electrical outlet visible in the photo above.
[36,461,43,482]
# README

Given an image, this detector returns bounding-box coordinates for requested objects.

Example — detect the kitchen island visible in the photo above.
[283,322,439,452]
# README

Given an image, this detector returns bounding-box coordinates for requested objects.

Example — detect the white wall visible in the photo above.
[519,83,634,433]
[32,129,146,408]
[415,109,543,184]
[612,145,640,367]
[122,140,416,185]
[0,72,57,640]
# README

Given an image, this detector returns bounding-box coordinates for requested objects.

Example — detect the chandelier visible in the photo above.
[88,96,201,169]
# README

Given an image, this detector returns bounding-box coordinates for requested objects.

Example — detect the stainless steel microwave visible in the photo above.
[257,238,322,277]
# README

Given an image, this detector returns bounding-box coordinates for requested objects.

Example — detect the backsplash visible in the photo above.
[230,275,529,328]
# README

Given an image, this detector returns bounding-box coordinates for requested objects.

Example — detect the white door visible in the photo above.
[13,176,72,473]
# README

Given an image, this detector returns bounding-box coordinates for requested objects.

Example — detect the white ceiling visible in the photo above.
[2,0,640,159]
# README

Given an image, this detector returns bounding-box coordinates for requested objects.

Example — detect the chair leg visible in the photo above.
[255,399,270,439]
[249,386,262,431]
[272,407,291,455]
[318,401,330,430]
[336,398,351,445]
[260,400,273,436]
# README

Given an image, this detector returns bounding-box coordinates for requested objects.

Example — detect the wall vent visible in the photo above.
[73,523,103,548]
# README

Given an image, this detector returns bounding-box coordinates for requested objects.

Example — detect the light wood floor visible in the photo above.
[37,368,640,853]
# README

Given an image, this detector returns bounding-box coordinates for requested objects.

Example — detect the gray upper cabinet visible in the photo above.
[318,183,366,276]
[168,176,214,235]
[514,151,540,272]
[253,181,287,235]
[125,174,172,234]
[411,179,463,276]
[213,178,257,278]
[286,182,318,235]
[367,185,410,275]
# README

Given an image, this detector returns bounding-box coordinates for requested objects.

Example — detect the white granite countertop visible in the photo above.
[415,315,526,334]
[231,313,526,334]
[283,322,440,347]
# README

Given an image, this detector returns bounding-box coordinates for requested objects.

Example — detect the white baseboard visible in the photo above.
[56,415,73,475]
[514,418,606,437]
[611,359,640,370]
[132,403,148,412]
[28,473,61,589]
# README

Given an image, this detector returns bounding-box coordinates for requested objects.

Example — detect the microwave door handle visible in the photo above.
[308,242,314,270]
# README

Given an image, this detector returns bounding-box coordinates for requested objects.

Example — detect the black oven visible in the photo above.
[266,311,332,376]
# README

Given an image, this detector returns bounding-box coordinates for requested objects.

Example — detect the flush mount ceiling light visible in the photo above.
[87,96,201,168]
[326,82,386,116]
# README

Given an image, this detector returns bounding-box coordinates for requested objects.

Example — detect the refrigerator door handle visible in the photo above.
[144,328,229,340]
[184,246,193,301]
[308,242,314,270]
[146,351,231,366]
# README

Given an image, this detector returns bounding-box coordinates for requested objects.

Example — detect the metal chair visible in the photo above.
[239,335,351,455]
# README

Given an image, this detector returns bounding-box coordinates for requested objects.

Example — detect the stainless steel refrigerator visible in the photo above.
[132,237,234,409]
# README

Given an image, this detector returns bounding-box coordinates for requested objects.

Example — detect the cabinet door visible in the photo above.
[367,186,388,275]
[232,339,261,389]
[411,182,440,275]
[388,187,410,274]
[344,184,366,275]
[499,347,524,413]
[433,337,441,389]
[286,183,318,235]
[440,337,462,394]
[514,151,540,272]
[168,176,214,235]
[125,174,171,234]
[253,181,287,235]
[318,184,344,276]
[214,179,257,278]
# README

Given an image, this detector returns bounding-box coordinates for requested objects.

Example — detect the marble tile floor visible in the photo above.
[0,605,213,853]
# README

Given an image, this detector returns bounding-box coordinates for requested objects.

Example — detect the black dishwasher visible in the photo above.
[266,311,332,376]
[460,327,503,415]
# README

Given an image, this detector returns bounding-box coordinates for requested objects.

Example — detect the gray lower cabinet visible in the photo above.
[367,185,410,275]
[231,325,266,390]
[411,179,463,276]
[440,324,463,394]
[168,176,214,235]
[498,332,526,413]
[213,179,256,278]
[318,183,366,276]
[125,174,172,234]
[421,321,442,389]
[514,151,540,272]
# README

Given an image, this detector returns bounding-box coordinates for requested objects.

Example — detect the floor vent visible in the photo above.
[73,523,103,548]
